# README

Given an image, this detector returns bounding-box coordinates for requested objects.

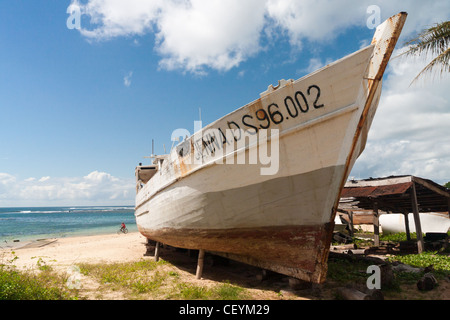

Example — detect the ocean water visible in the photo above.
[0,206,137,244]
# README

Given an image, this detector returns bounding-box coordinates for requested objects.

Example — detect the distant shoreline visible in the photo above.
[0,226,139,250]
[0,205,137,249]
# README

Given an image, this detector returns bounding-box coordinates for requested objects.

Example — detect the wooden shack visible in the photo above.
[339,175,450,253]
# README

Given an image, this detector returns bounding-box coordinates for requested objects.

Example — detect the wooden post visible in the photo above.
[196,249,205,279]
[403,211,411,241]
[448,198,450,219]
[348,210,354,237]
[144,239,156,256]
[410,182,424,253]
[256,269,269,281]
[154,242,160,262]
[373,202,380,246]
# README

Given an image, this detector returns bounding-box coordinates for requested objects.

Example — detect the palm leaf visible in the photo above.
[398,21,450,84]
[410,46,450,84]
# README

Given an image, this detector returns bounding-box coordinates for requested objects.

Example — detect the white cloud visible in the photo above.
[237,70,246,78]
[301,57,333,74]
[350,47,450,184]
[155,0,265,74]
[0,173,16,185]
[265,0,363,46]
[123,71,133,87]
[0,171,134,206]
[73,0,449,74]
[84,170,119,183]
[76,0,162,39]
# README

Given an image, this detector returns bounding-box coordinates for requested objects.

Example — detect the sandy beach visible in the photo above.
[1,232,149,270]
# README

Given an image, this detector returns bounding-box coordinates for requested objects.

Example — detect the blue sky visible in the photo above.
[0,1,449,206]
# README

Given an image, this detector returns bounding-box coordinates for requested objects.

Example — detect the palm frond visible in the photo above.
[403,21,450,57]
[410,46,450,84]
[397,21,450,84]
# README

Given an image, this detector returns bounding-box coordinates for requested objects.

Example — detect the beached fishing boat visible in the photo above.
[135,13,407,283]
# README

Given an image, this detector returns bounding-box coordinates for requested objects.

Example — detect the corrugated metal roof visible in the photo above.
[341,182,412,198]
[340,176,450,213]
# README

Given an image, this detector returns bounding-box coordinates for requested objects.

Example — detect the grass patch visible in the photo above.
[380,232,417,243]
[173,282,248,300]
[0,265,79,300]
[78,259,167,294]
[326,257,373,285]
[78,259,249,300]
[176,283,209,299]
[388,251,450,271]
[387,251,450,278]
[214,282,247,300]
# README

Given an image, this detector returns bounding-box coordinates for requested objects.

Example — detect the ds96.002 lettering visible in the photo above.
[239,84,325,133]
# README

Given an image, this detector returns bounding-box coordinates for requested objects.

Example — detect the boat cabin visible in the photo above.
[135,155,168,191]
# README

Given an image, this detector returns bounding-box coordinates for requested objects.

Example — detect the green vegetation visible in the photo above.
[78,259,169,296]
[0,265,79,300]
[380,232,417,242]
[344,231,418,247]
[331,230,450,295]
[326,257,374,285]
[173,281,247,300]
[400,20,449,84]
[1,256,249,300]
[78,259,248,300]
[385,251,450,288]
[79,259,162,287]
[388,252,450,273]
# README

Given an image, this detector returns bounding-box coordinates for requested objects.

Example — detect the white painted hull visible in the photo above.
[135,13,407,283]
[136,45,375,228]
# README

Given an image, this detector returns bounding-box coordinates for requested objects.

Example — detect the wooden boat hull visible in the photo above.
[137,165,346,283]
[135,13,407,283]
[139,224,333,282]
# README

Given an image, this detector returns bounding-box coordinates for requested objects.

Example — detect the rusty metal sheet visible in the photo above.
[341,182,412,198]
